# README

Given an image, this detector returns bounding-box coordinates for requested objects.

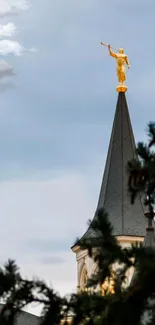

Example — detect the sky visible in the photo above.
[0,0,155,316]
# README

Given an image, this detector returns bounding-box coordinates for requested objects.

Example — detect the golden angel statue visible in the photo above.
[108,44,130,85]
[101,42,130,92]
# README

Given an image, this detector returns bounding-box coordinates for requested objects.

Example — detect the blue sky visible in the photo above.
[0,0,155,314]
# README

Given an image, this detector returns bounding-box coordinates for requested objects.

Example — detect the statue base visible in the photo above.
[116,84,128,93]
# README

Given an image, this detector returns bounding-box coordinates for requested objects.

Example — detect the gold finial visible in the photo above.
[101,42,130,92]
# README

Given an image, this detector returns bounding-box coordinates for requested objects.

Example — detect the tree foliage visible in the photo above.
[128,122,155,214]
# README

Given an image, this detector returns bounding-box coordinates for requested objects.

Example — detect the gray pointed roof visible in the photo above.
[0,304,40,325]
[80,92,146,241]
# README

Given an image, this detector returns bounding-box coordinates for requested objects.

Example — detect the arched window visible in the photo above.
[83,269,88,288]
[80,266,88,291]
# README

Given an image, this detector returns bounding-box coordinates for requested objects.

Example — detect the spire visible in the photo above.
[143,213,155,248]
[130,213,155,287]
[81,92,146,241]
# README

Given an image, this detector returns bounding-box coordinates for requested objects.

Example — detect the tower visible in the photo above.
[72,45,146,292]
[72,91,146,291]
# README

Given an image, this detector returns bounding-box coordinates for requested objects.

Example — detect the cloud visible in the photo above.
[0,40,35,56]
[40,256,65,265]
[0,23,16,38]
[0,60,15,77]
[0,59,15,90]
[0,39,23,55]
[24,238,71,254]
[0,0,30,16]
[0,81,15,91]
[0,1,36,91]
[29,47,38,53]
[0,55,15,93]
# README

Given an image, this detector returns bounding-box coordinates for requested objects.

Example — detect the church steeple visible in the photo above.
[72,92,146,292]
[72,45,147,290]
[80,92,146,241]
